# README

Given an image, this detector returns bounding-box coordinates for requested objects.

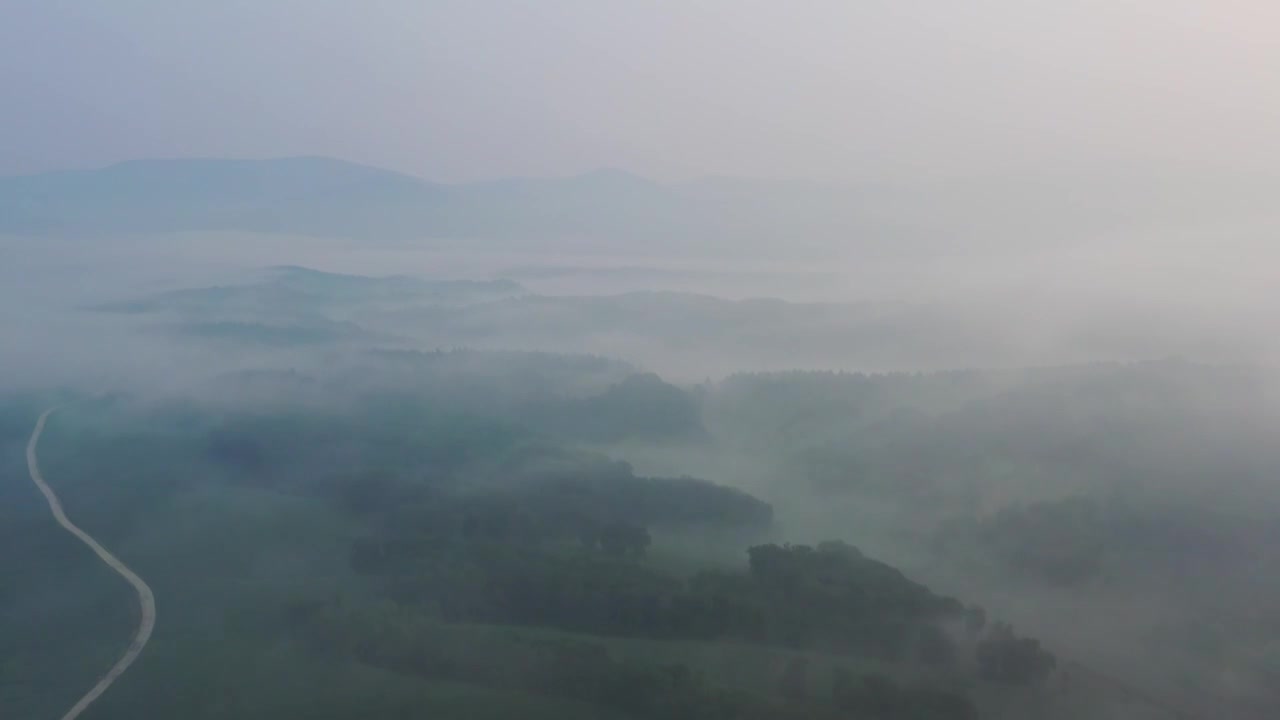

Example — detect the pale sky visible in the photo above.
[3,1,1279,182]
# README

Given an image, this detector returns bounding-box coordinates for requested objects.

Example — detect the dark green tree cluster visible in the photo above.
[738,542,963,655]
[353,530,972,665]
[532,372,708,443]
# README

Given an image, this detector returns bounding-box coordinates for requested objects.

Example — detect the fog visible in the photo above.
[5,3,1280,720]
[5,223,1279,389]
[6,1,1280,182]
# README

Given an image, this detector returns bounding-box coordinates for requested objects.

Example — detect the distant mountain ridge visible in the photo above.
[7,156,1279,257]
[0,157,426,233]
[0,156,921,256]
[0,156,695,241]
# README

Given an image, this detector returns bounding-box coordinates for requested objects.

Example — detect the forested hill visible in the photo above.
[2,384,1074,720]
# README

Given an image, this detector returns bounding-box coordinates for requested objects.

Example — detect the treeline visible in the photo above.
[527,372,707,443]
[351,518,1054,685]
[201,396,765,534]
[206,350,708,444]
[302,540,1053,718]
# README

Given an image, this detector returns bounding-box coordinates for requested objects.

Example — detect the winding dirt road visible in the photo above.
[26,407,156,720]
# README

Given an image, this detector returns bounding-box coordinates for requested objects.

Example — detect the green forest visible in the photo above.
[1,353,1106,720]
[9,349,1269,718]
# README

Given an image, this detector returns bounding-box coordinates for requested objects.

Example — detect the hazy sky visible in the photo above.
[3,1,1279,181]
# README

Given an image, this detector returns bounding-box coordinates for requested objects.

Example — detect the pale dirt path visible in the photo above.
[26,407,156,720]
